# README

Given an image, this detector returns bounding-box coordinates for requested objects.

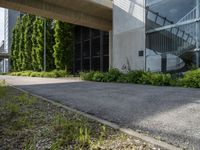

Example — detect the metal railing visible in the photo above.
[146,7,197,56]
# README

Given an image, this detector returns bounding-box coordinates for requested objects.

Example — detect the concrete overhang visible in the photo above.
[0,0,113,31]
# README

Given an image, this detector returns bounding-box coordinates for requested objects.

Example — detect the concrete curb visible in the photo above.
[9,84,182,150]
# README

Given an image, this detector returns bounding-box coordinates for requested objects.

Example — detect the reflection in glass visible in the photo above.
[146,0,200,72]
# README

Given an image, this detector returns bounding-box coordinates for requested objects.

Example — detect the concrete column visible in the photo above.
[109,30,113,69]
[2,59,5,73]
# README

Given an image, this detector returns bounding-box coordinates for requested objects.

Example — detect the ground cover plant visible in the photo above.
[0,80,161,150]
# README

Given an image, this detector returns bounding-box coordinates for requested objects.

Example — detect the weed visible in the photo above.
[0,80,7,98]
[51,114,92,149]
[24,139,35,150]
[4,102,20,116]
[15,93,37,106]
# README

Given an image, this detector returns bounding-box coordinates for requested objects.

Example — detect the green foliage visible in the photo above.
[18,16,27,70]
[24,15,35,70]
[12,116,32,130]
[92,72,105,82]
[3,102,20,116]
[103,69,122,82]
[80,71,96,81]
[34,17,44,71]
[80,69,200,88]
[15,93,37,106]
[0,80,7,98]
[11,15,74,72]
[46,19,55,70]
[51,114,92,149]
[9,70,69,78]
[11,18,21,71]
[53,21,74,70]
[81,69,173,86]
[181,69,200,88]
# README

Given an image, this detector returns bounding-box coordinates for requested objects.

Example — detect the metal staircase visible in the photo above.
[146,7,197,57]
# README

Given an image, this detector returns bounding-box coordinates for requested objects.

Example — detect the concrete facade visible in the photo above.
[113,0,146,71]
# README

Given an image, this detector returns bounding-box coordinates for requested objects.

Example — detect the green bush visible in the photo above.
[81,69,173,87]
[140,72,172,86]
[92,72,105,82]
[103,69,122,82]
[125,71,145,83]
[19,71,33,76]
[30,72,41,77]
[80,71,96,81]
[181,69,200,88]
[9,70,69,78]
[52,70,69,77]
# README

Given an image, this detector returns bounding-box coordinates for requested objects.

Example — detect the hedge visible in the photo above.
[9,70,69,78]
[80,69,200,88]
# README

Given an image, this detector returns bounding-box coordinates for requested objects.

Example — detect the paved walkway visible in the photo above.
[1,75,200,149]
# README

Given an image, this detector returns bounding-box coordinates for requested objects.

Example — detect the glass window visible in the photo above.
[146,0,200,72]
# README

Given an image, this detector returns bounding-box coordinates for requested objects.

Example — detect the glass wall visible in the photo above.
[74,26,109,73]
[146,0,200,72]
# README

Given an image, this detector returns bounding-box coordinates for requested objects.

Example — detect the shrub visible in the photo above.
[9,70,69,78]
[92,72,105,82]
[181,69,200,88]
[30,72,41,77]
[52,70,69,77]
[40,72,57,78]
[141,72,172,86]
[81,69,173,87]
[19,71,33,76]
[80,71,96,81]
[103,69,122,82]
[125,71,145,83]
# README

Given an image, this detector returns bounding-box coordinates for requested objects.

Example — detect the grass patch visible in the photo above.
[0,80,160,150]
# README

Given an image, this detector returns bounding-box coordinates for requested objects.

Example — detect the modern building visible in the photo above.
[2,9,21,72]
[0,41,5,72]
[113,0,200,72]
[0,0,199,73]
[145,0,200,72]
[74,26,109,73]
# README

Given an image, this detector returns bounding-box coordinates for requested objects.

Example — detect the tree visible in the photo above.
[53,21,74,71]
[23,14,35,70]
[11,17,21,71]
[31,17,44,71]
[10,27,17,71]
[46,19,55,71]
[11,16,75,72]
[19,15,28,70]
